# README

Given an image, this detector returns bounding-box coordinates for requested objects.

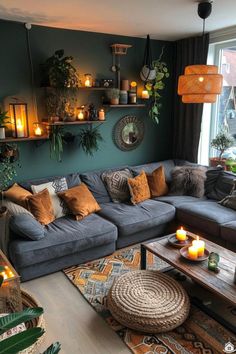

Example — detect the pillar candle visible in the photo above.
[188,246,198,260]
[176,227,187,241]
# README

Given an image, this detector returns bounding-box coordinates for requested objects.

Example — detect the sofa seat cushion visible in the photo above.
[9,214,117,268]
[220,222,236,244]
[155,195,208,207]
[98,200,175,238]
[177,201,236,236]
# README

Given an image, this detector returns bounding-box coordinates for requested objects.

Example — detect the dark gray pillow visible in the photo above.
[170,166,207,198]
[206,170,236,201]
[10,214,45,240]
[102,169,133,203]
[205,166,224,199]
[219,179,236,210]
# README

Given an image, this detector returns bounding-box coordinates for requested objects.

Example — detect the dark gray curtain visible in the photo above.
[173,34,209,162]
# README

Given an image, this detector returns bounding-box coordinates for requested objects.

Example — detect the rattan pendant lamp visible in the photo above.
[178,1,223,103]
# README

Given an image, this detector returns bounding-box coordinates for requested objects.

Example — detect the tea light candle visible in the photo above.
[192,236,205,257]
[35,126,42,136]
[78,111,84,120]
[142,90,149,99]
[98,109,105,121]
[188,246,198,260]
[16,119,24,137]
[176,227,187,242]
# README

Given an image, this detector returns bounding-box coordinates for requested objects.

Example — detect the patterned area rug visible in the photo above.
[64,245,236,354]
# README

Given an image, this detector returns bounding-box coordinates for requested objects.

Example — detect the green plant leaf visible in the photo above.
[0,275,3,287]
[0,307,43,335]
[0,327,44,354]
[43,342,61,354]
[156,72,164,81]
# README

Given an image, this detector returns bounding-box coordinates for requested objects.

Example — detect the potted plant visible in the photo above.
[0,109,10,139]
[210,128,235,168]
[41,49,79,121]
[0,306,61,353]
[79,127,103,156]
[145,48,169,124]
[107,88,120,105]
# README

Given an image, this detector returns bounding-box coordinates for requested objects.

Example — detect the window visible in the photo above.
[198,40,236,165]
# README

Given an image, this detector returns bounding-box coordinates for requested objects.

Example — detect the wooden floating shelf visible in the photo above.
[0,136,49,143]
[78,87,109,91]
[103,104,145,108]
[42,120,106,126]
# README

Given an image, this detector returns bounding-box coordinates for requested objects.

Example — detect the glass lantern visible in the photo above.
[84,73,92,87]
[0,250,22,312]
[9,102,29,138]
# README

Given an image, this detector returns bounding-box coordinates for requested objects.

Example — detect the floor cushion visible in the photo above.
[177,201,236,237]
[9,213,117,269]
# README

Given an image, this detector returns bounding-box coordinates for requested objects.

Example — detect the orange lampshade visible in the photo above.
[178,65,223,103]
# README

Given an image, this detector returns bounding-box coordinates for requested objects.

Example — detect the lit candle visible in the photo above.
[188,246,198,260]
[84,74,92,87]
[98,109,105,121]
[16,118,24,138]
[192,236,205,257]
[142,90,149,99]
[34,126,42,136]
[176,227,187,242]
[78,111,84,120]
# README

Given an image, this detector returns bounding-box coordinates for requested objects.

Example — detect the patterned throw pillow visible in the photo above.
[102,169,133,203]
[128,171,151,205]
[219,179,236,210]
[31,178,68,218]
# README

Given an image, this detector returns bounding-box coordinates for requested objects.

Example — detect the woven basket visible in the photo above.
[108,270,190,333]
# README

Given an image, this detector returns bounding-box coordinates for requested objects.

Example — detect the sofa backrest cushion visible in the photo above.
[205,169,236,201]
[80,166,129,203]
[19,173,81,192]
[130,160,175,183]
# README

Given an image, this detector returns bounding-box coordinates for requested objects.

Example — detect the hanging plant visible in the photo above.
[145,48,170,124]
[49,126,64,162]
[79,127,103,156]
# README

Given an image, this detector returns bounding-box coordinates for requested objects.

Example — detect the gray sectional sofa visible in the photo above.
[7,159,236,281]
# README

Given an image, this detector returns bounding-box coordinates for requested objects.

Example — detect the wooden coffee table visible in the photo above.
[140,233,236,307]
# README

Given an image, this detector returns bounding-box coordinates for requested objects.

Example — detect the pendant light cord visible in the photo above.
[25,25,38,121]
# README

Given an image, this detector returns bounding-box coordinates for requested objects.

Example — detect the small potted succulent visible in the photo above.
[107,88,120,105]
[210,128,235,168]
[0,109,10,139]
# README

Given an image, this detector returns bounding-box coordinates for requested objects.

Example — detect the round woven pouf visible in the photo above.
[107,270,190,333]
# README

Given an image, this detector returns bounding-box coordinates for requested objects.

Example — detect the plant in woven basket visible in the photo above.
[0,307,61,354]
[145,48,169,124]
[79,127,103,156]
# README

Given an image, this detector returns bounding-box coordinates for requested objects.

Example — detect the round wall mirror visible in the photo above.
[113,115,144,151]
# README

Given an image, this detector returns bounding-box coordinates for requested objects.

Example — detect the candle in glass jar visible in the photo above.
[16,119,24,137]
[142,90,149,99]
[176,227,187,241]
[78,111,84,120]
[188,246,198,260]
[98,109,105,121]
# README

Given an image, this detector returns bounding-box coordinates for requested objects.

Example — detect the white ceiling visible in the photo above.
[0,0,236,41]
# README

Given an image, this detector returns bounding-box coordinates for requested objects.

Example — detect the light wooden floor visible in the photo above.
[23,272,130,354]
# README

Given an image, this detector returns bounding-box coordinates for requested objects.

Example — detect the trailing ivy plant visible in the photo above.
[79,127,103,156]
[145,48,169,124]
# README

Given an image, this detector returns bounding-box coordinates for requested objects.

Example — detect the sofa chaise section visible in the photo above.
[9,213,117,281]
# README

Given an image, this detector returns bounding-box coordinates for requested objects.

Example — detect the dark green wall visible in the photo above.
[0,20,174,181]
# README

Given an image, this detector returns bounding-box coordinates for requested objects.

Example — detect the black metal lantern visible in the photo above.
[9,102,29,138]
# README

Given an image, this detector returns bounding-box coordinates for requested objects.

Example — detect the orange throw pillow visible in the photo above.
[58,183,101,220]
[27,189,55,225]
[146,165,169,197]
[128,171,151,205]
[4,183,32,208]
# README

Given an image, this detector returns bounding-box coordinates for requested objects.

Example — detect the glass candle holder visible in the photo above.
[84,74,92,87]
[33,122,44,137]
